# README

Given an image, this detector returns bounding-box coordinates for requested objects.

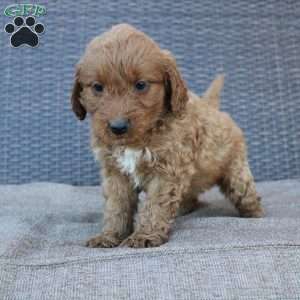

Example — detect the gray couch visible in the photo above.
[1,180,300,299]
[1,0,299,299]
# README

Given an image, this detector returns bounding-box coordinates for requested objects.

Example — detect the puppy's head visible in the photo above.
[71,24,188,146]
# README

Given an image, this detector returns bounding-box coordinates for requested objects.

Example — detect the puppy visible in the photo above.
[71,24,263,248]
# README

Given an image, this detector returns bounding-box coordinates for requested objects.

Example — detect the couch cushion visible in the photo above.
[0,179,299,299]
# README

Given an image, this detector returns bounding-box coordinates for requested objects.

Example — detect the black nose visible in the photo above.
[109,118,130,135]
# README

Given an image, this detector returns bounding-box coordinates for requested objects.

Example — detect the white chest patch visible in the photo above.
[115,148,153,187]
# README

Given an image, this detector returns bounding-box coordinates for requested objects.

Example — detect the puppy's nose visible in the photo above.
[108,118,130,135]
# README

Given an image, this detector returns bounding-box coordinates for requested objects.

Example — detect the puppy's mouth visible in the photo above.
[107,130,145,147]
[111,135,129,145]
[111,135,140,147]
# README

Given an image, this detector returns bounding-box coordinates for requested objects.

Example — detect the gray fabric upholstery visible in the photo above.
[1,0,300,185]
[1,179,299,299]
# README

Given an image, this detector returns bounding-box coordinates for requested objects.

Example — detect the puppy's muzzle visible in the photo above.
[108,118,130,135]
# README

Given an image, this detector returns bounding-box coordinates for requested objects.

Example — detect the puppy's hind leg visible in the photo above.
[219,157,264,218]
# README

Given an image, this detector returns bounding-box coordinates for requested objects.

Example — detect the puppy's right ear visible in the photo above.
[71,66,86,121]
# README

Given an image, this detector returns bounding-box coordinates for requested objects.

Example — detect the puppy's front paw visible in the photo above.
[86,234,121,248]
[120,231,168,248]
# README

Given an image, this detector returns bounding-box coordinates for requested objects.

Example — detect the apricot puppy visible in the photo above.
[71,24,263,248]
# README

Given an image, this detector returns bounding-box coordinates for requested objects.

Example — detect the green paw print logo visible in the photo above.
[4,4,46,48]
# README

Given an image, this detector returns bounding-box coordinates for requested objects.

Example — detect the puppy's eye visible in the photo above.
[92,82,104,94]
[135,80,149,92]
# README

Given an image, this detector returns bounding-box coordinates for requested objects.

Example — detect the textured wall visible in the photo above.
[0,0,299,184]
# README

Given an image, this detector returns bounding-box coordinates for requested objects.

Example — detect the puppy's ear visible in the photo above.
[71,66,86,121]
[162,50,188,116]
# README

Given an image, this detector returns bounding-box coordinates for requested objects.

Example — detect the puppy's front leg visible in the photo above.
[121,178,186,248]
[86,169,137,248]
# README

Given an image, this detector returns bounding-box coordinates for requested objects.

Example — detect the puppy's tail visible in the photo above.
[203,74,224,110]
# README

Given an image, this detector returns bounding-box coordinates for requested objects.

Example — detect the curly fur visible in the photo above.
[71,24,264,248]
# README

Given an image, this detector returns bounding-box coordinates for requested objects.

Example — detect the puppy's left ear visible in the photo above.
[71,65,86,121]
[162,50,188,116]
